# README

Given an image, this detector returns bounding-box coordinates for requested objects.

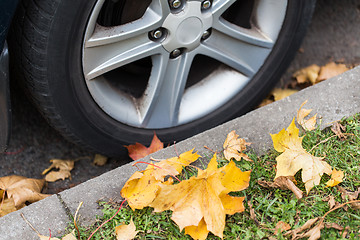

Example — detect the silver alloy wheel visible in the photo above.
[82,0,287,129]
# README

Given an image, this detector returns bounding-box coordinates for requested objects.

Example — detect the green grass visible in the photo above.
[67,114,360,239]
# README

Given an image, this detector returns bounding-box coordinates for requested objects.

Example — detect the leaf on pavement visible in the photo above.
[325,169,344,187]
[258,176,303,199]
[317,62,349,82]
[297,100,317,131]
[149,154,251,239]
[39,230,77,240]
[125,133,164,161]
[0,175,49,209]
[42,159,75,182]
[223,130,252,161]
[0,193,18,217]
[93,154,108,166]
[271,88,298,101]
[293,64,320,85]
[115,219,139,240]
[121,149,200,210]
[271,119,332,193]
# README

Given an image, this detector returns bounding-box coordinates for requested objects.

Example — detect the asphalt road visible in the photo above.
[1,0,359,194]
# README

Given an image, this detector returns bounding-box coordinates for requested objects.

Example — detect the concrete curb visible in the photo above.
[1,66,360,239]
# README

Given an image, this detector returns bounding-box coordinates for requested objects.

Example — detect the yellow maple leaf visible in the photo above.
[292,64,320,85]
[0,175,49,208]
[317,62,349,83]
[121,149,200,210]
[223,130,251,161]
[271,88,299,101]
[271,119,332,193]
[42,159,75,182]
[297,100,317,131]
[326,169,344,187]
[149,154,250,239]
[115,219,139,240]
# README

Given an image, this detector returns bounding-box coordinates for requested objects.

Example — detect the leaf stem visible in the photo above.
[87,199,126,240]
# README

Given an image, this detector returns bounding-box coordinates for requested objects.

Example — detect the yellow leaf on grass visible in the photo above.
[149,154,250,239]
[42,159,75,182]
[184,218,209,240]
[271,88,298,101]
[271,119,332,193]
[326,169,344,187]
[0,175,49,208]
[317,62,349,82]
[115,219,139,240]
[223,130,251,161]
[121,149,200,210]
[125,133,164,161]
[293,64,320,85]
[297,100,317,131]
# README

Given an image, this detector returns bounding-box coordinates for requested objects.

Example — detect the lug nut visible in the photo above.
[201,30,211,40]
[169,0,182,9]
[152,29,163,39]
[201,0,211,10]
[171,49,181,58]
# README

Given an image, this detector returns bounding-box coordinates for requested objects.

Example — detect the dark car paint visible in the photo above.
[0,0,20,151]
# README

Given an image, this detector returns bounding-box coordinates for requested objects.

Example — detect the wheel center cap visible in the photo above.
[177,17,202,45]
[162,1,213,52]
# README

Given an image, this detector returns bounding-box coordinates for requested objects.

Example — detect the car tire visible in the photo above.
[10,0,316,156]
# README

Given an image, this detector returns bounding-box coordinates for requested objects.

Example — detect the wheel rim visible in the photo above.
[82,0,288,129]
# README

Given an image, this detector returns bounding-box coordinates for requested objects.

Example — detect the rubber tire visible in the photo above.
[9,0,316,156]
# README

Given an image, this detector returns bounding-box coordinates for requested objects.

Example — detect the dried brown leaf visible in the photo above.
[271,88,298,101]
[258,176,303,199]
[274,221,291,234]
[42,159,75,182]
[93,154,108,166]
[337,186,360,210]
[223,131,251,161]
[331,122,347,140]
[293,64,320,85]
[0,175,49,208]
[317,62,349,82]
[297,100,317,131]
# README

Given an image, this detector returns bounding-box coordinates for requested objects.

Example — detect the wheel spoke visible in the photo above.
[138,52,194,128]
[85,9,163,48]
[211,0,237,18]
[83,35,164,80]
[212,18,274,48]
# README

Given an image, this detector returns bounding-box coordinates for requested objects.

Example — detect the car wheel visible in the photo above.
[10,0,315,156]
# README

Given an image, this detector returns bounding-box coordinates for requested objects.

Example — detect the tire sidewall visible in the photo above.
[45,0,315,155]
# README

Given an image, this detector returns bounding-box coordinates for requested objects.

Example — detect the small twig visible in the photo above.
[87,199,126,240]
[204,145,219,153]
[3,147,25,155]
[132,161,181,182]
[20,213,41,235]
[309,133,354,153]
[74,202,83,239]
[173,142,179,157]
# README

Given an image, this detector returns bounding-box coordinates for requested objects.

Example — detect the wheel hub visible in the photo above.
[162,1,213,52]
